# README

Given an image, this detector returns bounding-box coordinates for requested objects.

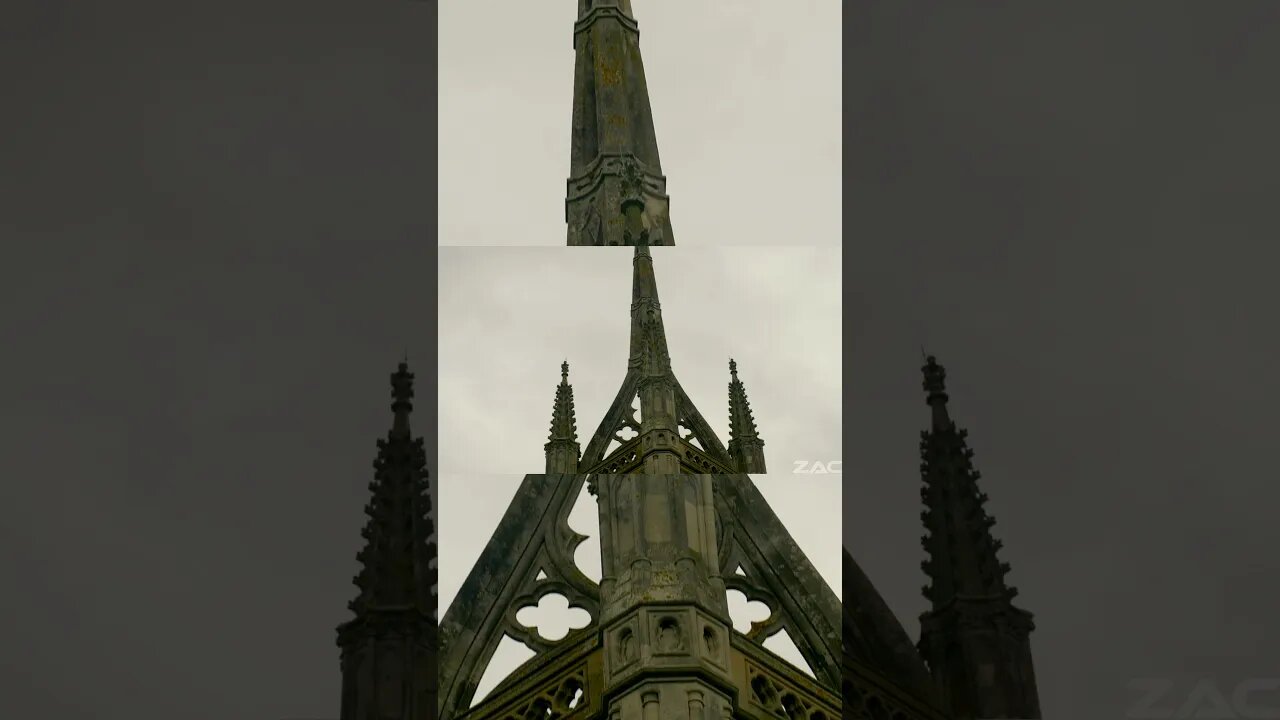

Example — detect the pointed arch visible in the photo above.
[437,475,599,716]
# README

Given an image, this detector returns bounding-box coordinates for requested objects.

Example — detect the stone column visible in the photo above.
[596,476,734,717]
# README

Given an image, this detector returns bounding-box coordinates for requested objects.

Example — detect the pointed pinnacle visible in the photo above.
[628,236,668,372]
[548,360,579,445]
[727,359,761,442]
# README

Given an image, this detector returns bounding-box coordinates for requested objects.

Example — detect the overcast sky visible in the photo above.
[2,2,434,720]
[439,475,841,706]
[846,4,1280,720]
[439,245,841,476]
[438,1,840,247]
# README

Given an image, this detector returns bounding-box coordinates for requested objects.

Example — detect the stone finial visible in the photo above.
[922,354,948,404]
[392,362,414,401]
[390,362,414,435]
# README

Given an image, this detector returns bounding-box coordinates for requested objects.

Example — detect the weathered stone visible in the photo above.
[436,476,843,719]
[566,239,763,476]
[565,2,673,246]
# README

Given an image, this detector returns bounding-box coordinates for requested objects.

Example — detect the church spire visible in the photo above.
[727,358,767,473]
[566,0,674,245]
[627,206,670,376]
[918,355,1012,603]
[916,355,1041,719]
[545,360,581,473]
[345,362,436,615]
[630,236,679,471]
[574,185,737,475]
[336,361,437,720]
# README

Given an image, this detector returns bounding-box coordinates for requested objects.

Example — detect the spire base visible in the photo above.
[567,156,673,246]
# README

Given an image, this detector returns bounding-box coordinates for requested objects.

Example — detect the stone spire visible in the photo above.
[916,355,1041,719]
[345,362,436,614]
[336,362,437,720]
[566,0,674,245]
[628,226,681,472]
[544,360,581,473]
[627,221,670,377]
[574,194,738,474]
[726,358,767,473]
[917,356,1012,603]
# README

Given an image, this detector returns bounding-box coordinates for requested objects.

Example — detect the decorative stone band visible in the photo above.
[733,633,840,720]
[566,155,672,247]
[566,154,669,207]
[629,298,663,315]
[573,5,640,44]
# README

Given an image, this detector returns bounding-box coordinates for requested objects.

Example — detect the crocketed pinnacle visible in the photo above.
[628,223,671,376]
[548,360,579,444]
[545,361,581,473]
[918,355,1016,606]
[917,355,1042,718]
[727,358,761,440]
[346,362,437,618]
[727,358,767,473]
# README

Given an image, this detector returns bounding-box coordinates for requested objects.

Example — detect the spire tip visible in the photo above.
[922,354,948,403]
[391,362,414,403]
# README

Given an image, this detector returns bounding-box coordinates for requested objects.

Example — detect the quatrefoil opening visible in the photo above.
[515,592,591,642]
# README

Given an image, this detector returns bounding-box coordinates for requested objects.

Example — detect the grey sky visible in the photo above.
[438,245,841,476]
[438,475,841,705]
[846,3,1280,720]
[438,1,841,247]
[1,2,433,720]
